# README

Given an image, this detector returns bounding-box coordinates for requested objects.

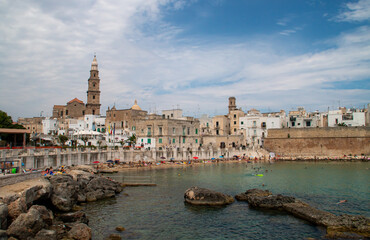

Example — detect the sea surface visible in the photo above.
[83,161,370,239]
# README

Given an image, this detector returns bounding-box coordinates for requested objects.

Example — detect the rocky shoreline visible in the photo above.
[0,165,123,240]
[184,187,370,239]
[235,189,370,239]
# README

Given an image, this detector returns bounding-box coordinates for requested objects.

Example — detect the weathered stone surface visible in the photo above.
[184,187,234,206]
[57,211,88,224]
[0,203,8,230]
[34,229,57,240]
[67,223,92,240]
[6,205,52,240]
[49,175,79,212]
[70,165,97,174]
[87,177,122,193]
[7,198,27,222]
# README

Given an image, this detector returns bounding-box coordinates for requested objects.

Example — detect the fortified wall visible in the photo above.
[264,127,370,157]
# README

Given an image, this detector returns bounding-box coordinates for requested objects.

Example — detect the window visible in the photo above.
[93,110,95,115]
[147,127,151,135]
[183,138,185,143]
[121,121,123,128]
[234,121,236,125]
[173,139,175,143]
[253,121,256,127]
[254,130,257,135]
[241,121,244,125]
[173,128,176,134]
[206,123,209,127]
[234,114,236,118]
[187,127,190,135]
[195,128,198,134]
[234,128,236,132]
[306,121,311,127]
[159,127,162,135]
[171,113,174,117]
[216,121,219,127]
[148,139,151,144]
[132,126,136,130]
[262,122,266,128]
[292,122,295,127]
[66,110,68,115]
[93,83,95,87]
[141,139,143,143]
[159,138,162,143]
[195,139,198,144]
[183,127,186,135]
[216,130,219,135]
[93,96,95,99]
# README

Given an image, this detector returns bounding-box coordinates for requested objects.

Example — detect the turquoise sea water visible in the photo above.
[83,162,370,239]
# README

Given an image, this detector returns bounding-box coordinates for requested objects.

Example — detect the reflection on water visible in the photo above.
[84,161,370,239]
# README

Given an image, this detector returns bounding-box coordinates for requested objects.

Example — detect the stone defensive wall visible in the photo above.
[0,147,252,171]
[264,127,370,157]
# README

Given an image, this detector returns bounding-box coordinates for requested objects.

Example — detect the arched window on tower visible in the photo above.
[93,110,95,115]
[94,73,96,77]
[93,96,95,99]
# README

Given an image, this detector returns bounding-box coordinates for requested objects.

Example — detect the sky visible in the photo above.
[0,0,369,120]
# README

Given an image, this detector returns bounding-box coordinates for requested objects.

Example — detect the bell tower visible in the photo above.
[228,97,236,114]
[86,54,101,115]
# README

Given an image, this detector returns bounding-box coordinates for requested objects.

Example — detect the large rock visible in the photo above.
[87,177,122,194]
[0,203,8,230]
[56,211,89,224]
[49,175,79,211]
[34,229,57,240]
[21,182,52,208]
[6,205,53,240]
[67,223,92,240]
[236,188,297,210]
[184,187,234,206]
[7,198,27,222]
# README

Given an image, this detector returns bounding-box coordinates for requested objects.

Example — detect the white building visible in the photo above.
[240,110,284,148]
[42,118,58,135]
[328,108,366,127]
[199,114,212,135]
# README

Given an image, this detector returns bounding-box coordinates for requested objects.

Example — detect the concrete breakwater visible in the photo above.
[0,147,266,170]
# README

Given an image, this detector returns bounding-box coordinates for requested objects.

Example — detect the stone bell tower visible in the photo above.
[228,96,237,114]
[86,54,101,115]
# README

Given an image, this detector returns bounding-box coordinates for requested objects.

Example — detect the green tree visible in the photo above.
[81,137,88,146]
[128,134,136,146]
[0,111,26,146]
[338,122,347,127]
[58,135,68,146]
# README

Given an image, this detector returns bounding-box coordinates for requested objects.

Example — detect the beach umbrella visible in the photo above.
[93,161,100,164]
[160,156,166,159]
[219,156,224,158]
[106,160,114,163]
[211,158,215,160]
[193,157,199,160]
[170,158,175,160]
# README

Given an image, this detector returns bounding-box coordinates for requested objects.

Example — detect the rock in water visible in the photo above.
[184,187,234,206]
[67,223,92,240]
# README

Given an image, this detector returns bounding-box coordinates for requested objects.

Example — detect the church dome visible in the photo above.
[131,100,142,110]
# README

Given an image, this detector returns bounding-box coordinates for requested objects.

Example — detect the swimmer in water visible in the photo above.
[337,200,347,204]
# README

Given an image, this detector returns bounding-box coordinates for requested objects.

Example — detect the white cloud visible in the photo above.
[336,0,370,22]
[0,0,369,120]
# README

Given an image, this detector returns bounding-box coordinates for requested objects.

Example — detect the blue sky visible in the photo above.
[0,0,369,119]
